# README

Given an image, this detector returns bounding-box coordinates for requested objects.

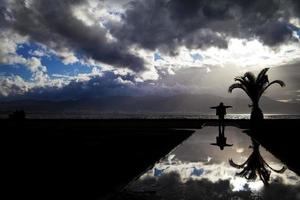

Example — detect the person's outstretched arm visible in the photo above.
[225,106,232,108]
[210,106,217,109]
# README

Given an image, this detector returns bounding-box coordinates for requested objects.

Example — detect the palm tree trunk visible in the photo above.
[250,102,264,124]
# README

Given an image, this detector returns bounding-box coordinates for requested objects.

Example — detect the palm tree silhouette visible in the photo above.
[229,138,286,185]
[228,68,285,121]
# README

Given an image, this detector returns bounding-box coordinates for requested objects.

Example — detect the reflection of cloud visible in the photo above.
[191,167,204,177]
[139,159,299,192]
[167,154,175,165]
[277,99,293,103]
[154,168,165,177]
[127,171,300,200]
[125,126,300,199]
[207,156,212,162]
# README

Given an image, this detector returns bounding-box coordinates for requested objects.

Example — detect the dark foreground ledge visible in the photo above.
[2,119,196,200]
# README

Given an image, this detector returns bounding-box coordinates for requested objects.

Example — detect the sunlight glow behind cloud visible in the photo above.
[0,0,299,100]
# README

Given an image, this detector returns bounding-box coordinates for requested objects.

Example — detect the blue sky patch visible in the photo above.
[191,167,204,176]
[154,52,163,61]
[42,55,91,77]
[0,63,32,79]
[190,53,202,61]
[6,41,93,80]
[16,42,40,59]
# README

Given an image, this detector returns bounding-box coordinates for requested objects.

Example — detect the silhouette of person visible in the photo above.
[210,102,232,135]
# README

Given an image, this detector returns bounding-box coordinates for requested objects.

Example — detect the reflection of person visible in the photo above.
[210,102,232,134]
[210,135,233,150]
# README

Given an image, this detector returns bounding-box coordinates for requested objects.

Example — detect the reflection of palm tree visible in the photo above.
[228,68,285,121]
[229,139,286,185]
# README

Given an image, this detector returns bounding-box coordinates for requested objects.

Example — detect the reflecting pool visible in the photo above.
[121,126,300,200]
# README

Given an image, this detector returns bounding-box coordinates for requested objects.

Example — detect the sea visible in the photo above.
[1,112,299,119]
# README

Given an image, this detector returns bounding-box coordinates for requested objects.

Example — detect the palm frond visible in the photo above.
[229,68,286,106]
[228,83,246,93]
[259,75,269,86]
[256,68,269,84]
[259,80,286,97]
[235,76,252,90]
[234,77,246,84]
[268,80,286,87]
[228,83,253,101]
[244,72,256,84]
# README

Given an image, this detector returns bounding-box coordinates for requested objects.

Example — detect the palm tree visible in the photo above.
[228,68,285,121]
[229,138,286,185]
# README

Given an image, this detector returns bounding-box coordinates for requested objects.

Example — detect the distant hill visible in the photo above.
[0,94,299,115]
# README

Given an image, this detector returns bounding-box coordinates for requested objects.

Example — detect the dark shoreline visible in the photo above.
[2,118,299,199]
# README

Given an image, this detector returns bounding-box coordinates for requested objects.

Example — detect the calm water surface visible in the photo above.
[1,112,299,119]
[122,126,300,199]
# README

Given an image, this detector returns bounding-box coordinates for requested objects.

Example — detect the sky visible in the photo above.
[0,0,300,101]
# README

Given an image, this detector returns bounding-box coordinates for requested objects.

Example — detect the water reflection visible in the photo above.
[230,137,286,185]
[210,125,233,150]
[120,126,300,199]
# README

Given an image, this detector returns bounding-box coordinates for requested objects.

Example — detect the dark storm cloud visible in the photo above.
[1,0,299,71]
[111,0,229,55]
[111,0,299,55]
[291,0,300,17]
[1,0,145,71]
[255,21,295,46]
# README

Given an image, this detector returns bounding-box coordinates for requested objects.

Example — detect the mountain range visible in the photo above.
[1,94,299,115]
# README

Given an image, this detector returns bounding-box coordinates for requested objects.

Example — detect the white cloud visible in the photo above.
[57,50,79,65]
[29,49,48,57]
[115,76,134,85]
[26,57,49,84]
[71,0,124,27]
[150,38,300,77]
[0,30,28,65]
[200,38,300,70]
[292,30,300,41]
[289,17,300,27]
[0,75,32,96]
[0,30,51,89]
[26,57,46,73]
[129,48,160,81]
[0,29,57,88]
[0,68,104,97]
